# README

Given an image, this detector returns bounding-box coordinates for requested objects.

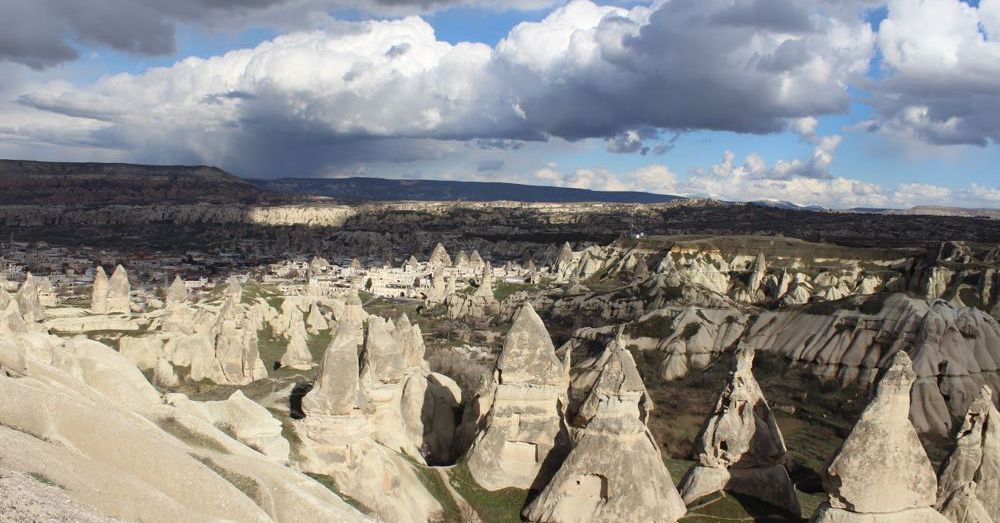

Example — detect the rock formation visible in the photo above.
[455,250,470,270]
[447,262,500,320]
[428,242,452,269]
[166,390,290,461]
[90,265,108,314]
[106,265,131,315]
[15,273,45,323]
[224,276,243,302]
[208,297,268,385]
[936,386,1000,522]
[306,303,328,333]
[678,345,800,516]
[470,249,485,271]
[524,337,686,523]
[295,323,444,523]
[744,295,1000,436]
[812,351,949,522]
[0,328,371,523]
[425,268,447,306]
[165,275,187,306]
[465,302,571,490]
[280,314,314,371]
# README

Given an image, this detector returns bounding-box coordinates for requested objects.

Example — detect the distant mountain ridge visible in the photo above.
[0,159,262,205]
[250,176,685,203]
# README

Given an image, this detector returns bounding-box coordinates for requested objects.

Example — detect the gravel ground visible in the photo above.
[0,468,119,523]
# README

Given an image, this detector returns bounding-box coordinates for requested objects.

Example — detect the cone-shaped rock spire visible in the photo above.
[524,337,685,523]
[813,351,949,522]
[678,344,800,515]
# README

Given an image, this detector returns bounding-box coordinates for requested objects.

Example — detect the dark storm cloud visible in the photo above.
[711,0,814,33]
[0,0,545,69]
[9,0,876,177]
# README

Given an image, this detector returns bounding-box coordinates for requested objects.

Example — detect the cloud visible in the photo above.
[0,0,556,69]
[7,0,879,177]
[888,182,952,208]
[870,0,1000,146]
[528,163,677,194]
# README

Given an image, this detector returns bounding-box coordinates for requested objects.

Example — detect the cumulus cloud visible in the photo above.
[530,163,678,194]
[7,0,879,176]
[0,0,556,69]
[871,0,1000,146]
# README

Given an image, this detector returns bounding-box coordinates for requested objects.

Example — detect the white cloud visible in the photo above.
[890,182,953,207]
[7,0,879,176]
[872,0,1000,145]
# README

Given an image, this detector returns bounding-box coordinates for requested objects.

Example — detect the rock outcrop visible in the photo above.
[447,262,500,320]
[936,386,1000,522]
[524,337,686,523]
[678,345,800,516]
[295,325,444,523]
[165,276,187,306]
[208,297,268,385]
[106,265,131,315]
[0,329,371,523]
[744,295,1000,436]
[280,313,314,371]
[16,273,45,323]
[813,351,949,522]
[428,242,452,269]
[90,267,108,314]
[465,303,571,490]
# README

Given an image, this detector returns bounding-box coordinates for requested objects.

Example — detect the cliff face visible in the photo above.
[0,160,263,205]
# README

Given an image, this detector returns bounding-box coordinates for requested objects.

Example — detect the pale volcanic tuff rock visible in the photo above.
[0,203,358,228]
[678,345,800,516]
[165,390,290,461]
[455,250,470,270]
[360,315,462,464]
[0,331,372,523]
[208,296,268,385]
[16,273,46,323]
[655,307,749,381]
[294,323,444,523]
[224,276,244,302]
[306,302,329,333]
[90,267,108,313]
[553,242,575,281]
[465,303,571,490]
[106,265,131,315]
[425,268,448,307]
[428,242,452,269]
[524,337,686,523]
[165,275,187,306]
[743,294,1000,436]
[160,276,194,335]
[447,262,500,320]
[936,387,1000,522]
[813,351,949,523]
[470,249,485,271]
[280,318,314,371]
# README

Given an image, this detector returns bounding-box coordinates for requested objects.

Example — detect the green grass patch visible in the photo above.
[156,416,231,454]
[26,471,64,490]
[399,455,462,523]
[493,282,539,301]
[196,456,263,502]
[447,462,529,523]
[305,473,375,515]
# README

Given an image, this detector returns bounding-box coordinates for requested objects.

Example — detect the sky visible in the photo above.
[0,0,998,209]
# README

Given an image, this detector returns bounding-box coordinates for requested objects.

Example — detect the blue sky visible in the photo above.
[0,0,998,208]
